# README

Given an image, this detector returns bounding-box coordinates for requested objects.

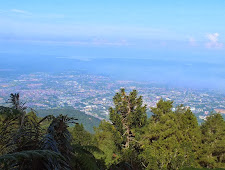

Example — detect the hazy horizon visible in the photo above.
[1,1,225,90]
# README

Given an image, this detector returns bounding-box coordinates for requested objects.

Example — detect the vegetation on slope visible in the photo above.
[37,108,101,133]
[0,90,225,170]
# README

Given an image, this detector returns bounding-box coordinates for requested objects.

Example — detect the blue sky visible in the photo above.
[0,0,225,54]
[1,0,225,90]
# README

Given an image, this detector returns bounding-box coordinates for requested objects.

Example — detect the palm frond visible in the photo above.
[0,150,67,170]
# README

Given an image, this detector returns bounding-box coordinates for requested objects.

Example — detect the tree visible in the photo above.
[109,88,147,149]
[0,93,106,170]
[8,93,27,126]
[2,91,225,169]
[109,88,147,169]
[94,120,122,168]
[151,98,173,122]
[71,124,94,146]
[0,94,70,169]
[199,113,225,168]
[70,123,104,170]
[141,100,200,169]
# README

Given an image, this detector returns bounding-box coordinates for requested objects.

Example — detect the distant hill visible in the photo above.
[36,108,101,133]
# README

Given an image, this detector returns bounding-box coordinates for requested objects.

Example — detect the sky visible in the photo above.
[0,1,225,89]
[0,0,225,51]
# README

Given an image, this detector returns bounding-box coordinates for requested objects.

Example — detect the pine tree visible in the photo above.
[109,88,147,169]
[199,113,225,168]
[141,100,200,169]
[109,88,147,149]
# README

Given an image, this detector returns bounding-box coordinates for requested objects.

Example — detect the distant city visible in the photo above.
[0,70,224,122]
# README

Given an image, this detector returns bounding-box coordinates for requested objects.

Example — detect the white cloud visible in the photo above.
[207,33,219,42]
[205,33,223,49]
[188,37,197,46]
[10,9,31,15]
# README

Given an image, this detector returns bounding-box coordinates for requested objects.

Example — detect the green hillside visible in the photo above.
[36,108,101,133]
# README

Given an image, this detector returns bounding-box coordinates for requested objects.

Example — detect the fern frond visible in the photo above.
[0,150,67,169]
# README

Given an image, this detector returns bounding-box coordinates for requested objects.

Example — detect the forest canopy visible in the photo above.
[0,90,225,170]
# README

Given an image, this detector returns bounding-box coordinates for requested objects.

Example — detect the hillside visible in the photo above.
[36,108,101,133]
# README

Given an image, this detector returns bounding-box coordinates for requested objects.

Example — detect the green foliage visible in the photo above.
[108,88,147,169]
[151,98,173,121]
[70,124,94,146]
[141,101,201,169]
[40,114,77,169]
[198,113,225,168]
[1,90,225,170]
[110,89,147,131]
[0,150,67,170]
[109,88,147,147]
[0,93,100,170]
[37,108,101,133]
[71,144,103,170]
[94,120,122,167]
[69,123,103,169]
[0,112,73,169]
